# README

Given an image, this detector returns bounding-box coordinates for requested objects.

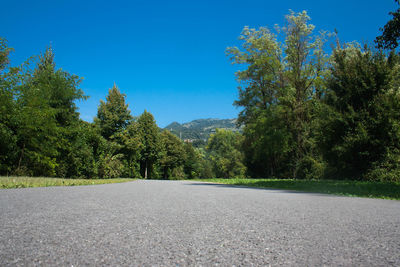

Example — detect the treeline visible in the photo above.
[0,40,245,179]
[2,7,400,181]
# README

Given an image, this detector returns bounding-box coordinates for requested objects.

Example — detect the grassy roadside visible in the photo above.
[0,176,136,189]
[195,178,400,200]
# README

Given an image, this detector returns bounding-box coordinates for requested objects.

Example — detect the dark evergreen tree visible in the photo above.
[137,110,162,179]
[96,83,132,140]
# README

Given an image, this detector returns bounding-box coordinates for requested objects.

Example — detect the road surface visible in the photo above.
[0,180,399,266]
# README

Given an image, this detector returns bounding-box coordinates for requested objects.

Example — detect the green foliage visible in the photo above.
[114,122,143,178]
[376,1,400,50]
[0,38,13,71]
[0,122,17,174]
[97,152,125,179]
[183,143,207,178]
[13,47,86,177]
[319,44,400,181]
[206,129,246,178]
[160,130,185,179]
[95,83,132,140]
[0,38,18,174]
[136,110,162,179]
[13,55,59,176]
[0,42,91,177]
[93,84,143,178]
[295,155,326,180]
[55,121,97,178]
[227,10,330,179]
[35,47,86,127]
[241,109,293,178]
[169,166,186,180]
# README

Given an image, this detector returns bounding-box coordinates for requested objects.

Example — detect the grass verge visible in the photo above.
[195,178,400,200]
[0,176,136,189]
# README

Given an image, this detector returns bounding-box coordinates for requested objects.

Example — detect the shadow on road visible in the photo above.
[184,182,336,197]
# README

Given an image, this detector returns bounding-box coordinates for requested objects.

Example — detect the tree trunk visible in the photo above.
[144,160,148,179]
[164,167,168,180]
[17,142,25,171]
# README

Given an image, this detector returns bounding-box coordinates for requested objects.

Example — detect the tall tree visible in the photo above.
[227,11,330,178]
[32,47,87,177]
[0,38,19,175]
[137,110,161,179]
[283,11,329,178]
[96,84,132,140]
[12,47,84,176]
[226,25,284,126]
[39,47,86,127]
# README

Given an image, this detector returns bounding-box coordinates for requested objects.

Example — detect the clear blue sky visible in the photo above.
[2,0,397,127]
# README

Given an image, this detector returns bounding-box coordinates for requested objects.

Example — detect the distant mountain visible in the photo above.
[164,118,241,141]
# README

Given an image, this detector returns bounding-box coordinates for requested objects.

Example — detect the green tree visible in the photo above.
[159,130,185,179]
[13,49,60,176]
[319,44,400,181]
[206,129,246,178]
[376,0,400,50]
[34,47,86,127]
[227,11,330,178]
[137,110,162,179]
[4,46,88,177]
[96,83,132,140]
[283,11,329,178]
[33,47,87,177]
[94,84,134,178]
[0,38,19,175]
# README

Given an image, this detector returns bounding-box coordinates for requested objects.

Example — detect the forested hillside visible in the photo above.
[1,7,400,181]
[165,118,240,142]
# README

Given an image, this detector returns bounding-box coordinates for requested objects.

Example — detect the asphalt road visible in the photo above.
[0,180,399,266]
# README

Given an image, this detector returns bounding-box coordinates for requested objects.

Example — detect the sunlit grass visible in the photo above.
[195,178,400,200]
[0,176,136,189]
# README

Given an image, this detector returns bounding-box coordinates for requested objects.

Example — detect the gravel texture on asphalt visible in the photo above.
[0,180,399,266]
